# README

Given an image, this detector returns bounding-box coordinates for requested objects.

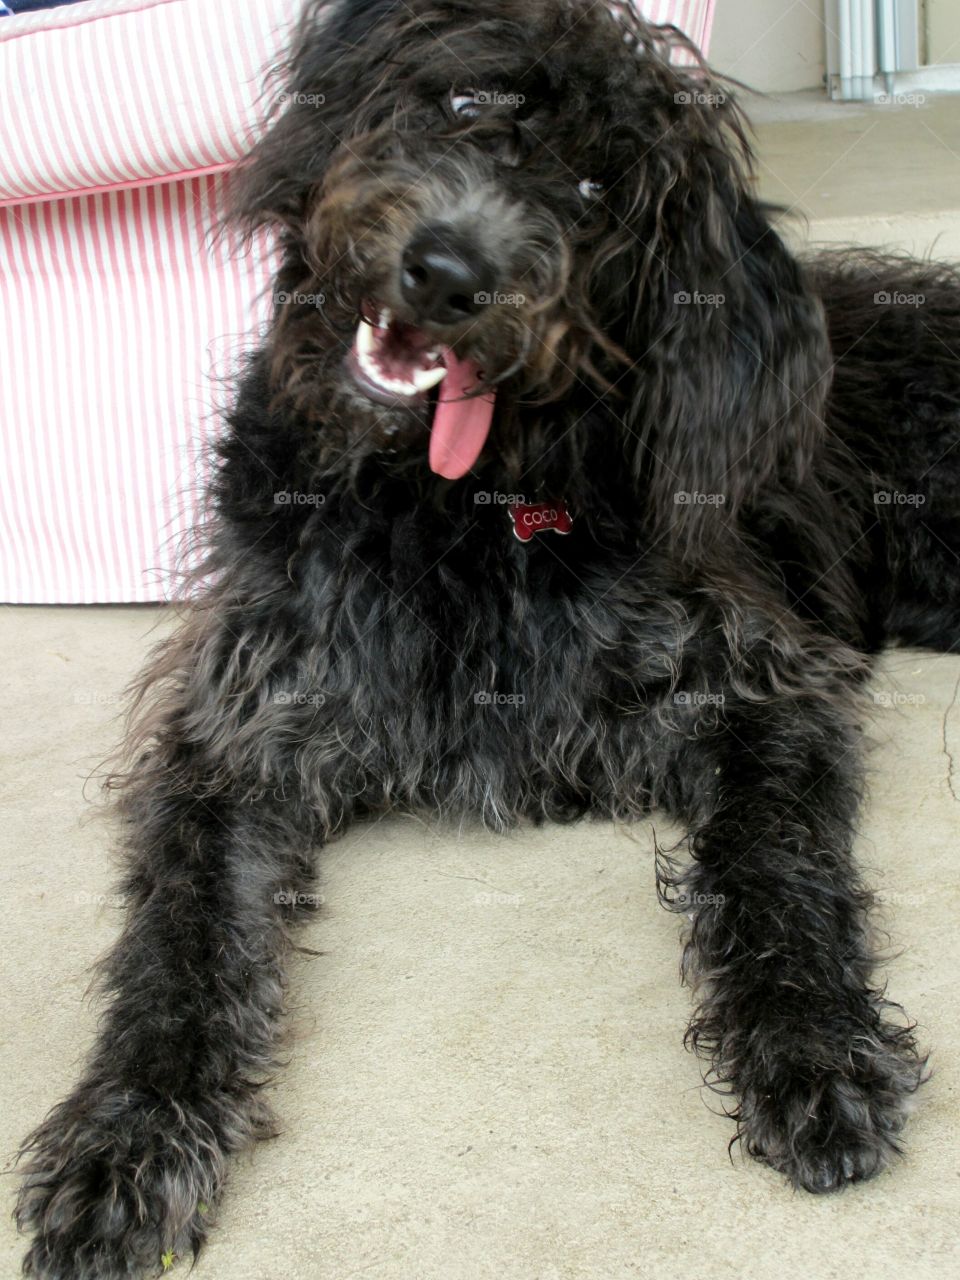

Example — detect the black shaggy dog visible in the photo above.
[16,0,960,1274]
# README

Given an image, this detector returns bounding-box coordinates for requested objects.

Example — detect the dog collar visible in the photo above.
[507,498,573,543]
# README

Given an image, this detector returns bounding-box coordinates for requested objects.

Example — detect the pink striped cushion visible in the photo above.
[0,0,302,205]
[0,176,276,602]
[0,0,715,604]
[633,0,715,51]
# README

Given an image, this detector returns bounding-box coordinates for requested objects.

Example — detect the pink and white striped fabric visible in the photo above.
[0,176,278,601]
[0,0,715,603]
[0,0,301,204]
[0,0,300,602]
[632,0,715,50]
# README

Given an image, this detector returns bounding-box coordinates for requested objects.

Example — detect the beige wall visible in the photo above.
[708,0,826,93]
[926,0,960,64]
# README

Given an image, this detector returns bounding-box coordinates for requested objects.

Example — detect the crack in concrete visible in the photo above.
[941,668,960,803]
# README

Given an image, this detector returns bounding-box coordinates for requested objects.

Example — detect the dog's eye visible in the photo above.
[578,179,604,200]
[450,90,484,118]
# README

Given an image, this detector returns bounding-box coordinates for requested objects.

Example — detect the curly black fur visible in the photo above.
[16,1,958,1274]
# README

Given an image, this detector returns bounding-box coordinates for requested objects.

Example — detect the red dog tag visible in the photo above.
[507,499,573,542]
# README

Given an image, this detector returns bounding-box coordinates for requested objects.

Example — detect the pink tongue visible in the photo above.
[428,349,496,480]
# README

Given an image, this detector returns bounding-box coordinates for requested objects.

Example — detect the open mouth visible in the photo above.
[348,305,497,481]
[351,307,447,399]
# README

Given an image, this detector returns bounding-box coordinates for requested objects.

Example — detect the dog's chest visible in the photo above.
[295,503,687,822]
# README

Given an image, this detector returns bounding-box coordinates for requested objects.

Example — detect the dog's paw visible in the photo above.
[735,1021,926,1194]
[16,1085,223,1279]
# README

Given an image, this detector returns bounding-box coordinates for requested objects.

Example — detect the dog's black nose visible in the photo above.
[400,227,496,326]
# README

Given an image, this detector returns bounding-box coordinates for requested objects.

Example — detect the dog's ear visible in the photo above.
[230,0,404,234]
[610,34,831,553]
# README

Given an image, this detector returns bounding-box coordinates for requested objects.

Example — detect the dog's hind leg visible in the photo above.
[15,749,320,1279]
[816,251,960,652]
[875,475,960,650]
[659,694,927,1192]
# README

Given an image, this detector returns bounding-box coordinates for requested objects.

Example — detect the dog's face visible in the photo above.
[236,0,830,528]
[242,0,668,472]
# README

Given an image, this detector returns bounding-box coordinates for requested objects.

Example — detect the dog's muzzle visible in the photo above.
[347,223,499,480]
[400,225,496,327]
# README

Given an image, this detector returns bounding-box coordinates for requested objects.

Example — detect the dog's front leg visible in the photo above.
[662,699,926,1192]
[16,752,319,1279]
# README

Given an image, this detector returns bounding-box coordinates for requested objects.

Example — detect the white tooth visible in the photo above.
[356,319,375,357]
[378,307,391,329]
[411,365,448,391]
[357,338,376,372]
[354,322,435,397]
[426,349,440,361]
[358,347,419,396]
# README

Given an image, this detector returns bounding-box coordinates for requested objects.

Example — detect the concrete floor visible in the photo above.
[4,87,960,1280]
[751,90,960,254]
[2,604,959,1280]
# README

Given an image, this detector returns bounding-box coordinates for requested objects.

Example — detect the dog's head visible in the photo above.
[234,0,830,540]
